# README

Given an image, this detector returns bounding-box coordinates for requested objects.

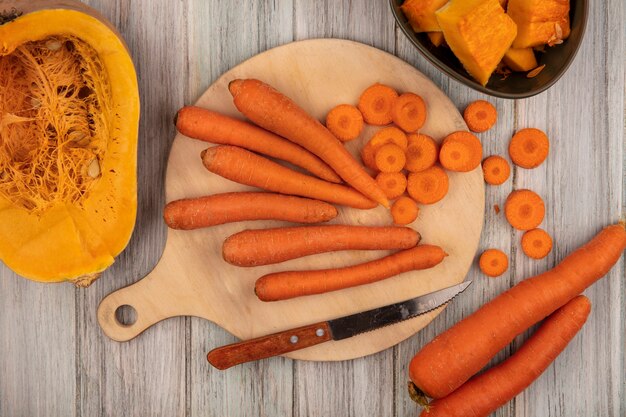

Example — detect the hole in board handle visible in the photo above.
[114,304,137,327]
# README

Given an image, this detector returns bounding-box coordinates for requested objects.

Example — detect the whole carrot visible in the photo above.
[164,192,337,230]
[255,245,446,301]
[223,225,420,266]
[418,296,591,417]
[175,106,341,183]
[409,223,626,399]
[202,146,376,210]
[228,79,390,207]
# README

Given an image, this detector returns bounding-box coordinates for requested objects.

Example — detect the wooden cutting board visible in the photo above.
[97,39,484,361]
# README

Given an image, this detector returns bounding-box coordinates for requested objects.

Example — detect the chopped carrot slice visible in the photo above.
[391,196,419,225]
[391,92,427,132]
[358,83,399,125]
[509,128,549,169]
[325,104,364,142]
[361,126,408,171]
[482,155,511,185]
[375,143,406,173]
[505,189,545,230]
[439,131,482,172]
[521,228,553,259]
[360,141,378,170]
[479,249,508,277]
[376,172,407,199]
[463,100,497,133]
[407,165,449,204]
[405,133,438,173]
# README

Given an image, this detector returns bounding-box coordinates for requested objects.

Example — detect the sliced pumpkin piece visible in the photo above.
[502,47,538,71]
[436,0,517,86]
[507,0,571,48]
[401,0,449,32]
[427,32,445,47]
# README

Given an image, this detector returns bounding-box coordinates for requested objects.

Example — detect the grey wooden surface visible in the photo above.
[0,1,624,416]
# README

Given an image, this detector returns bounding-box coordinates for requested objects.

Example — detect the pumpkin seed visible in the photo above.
[527,64,546,78]
[45,39,62,51]
[88,159,100,178]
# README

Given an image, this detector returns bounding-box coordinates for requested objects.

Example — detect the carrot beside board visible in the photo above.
[228,78,390,207]
[175,106,341,183]
[418,296,591,417]
[223,225,420,266]
[201,146,376,210]
[409,223,626,399]
[255,245,446,301]
[163,192,337,230]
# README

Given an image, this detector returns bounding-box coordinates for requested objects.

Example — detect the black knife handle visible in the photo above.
[207,322,332,370]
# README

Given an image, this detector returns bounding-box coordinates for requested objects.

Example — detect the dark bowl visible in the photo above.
[390,0,588,99]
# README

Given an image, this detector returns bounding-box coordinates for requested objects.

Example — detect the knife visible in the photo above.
[207,281,472,369]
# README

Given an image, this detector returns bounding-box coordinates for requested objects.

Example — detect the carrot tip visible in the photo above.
[228,79,244,97]
[407,381,430,408]
[200,149,207,159]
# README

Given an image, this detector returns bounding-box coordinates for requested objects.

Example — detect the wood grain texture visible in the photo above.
[0,2,623,417]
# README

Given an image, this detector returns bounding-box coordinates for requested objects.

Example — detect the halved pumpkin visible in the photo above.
[0,1,139,285]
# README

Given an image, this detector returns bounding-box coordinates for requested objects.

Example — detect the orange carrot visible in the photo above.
[392,92,427,132]
[405,133,438,173]
[325,104,364,142]
[357,83,399,125]
[164,192,337,230]
[391,196,419,225]
[229,79,389,207]
[409,223,626,399]
[375,143,406,173]
[376,172,407,199]
[419,296,591,417]
[478,249,508,277]
[255,245,447,301]
[407,166,449,204]
[360,141,378,170]
[439,131,483,172]
[482,155,511,185]
[361,127,408,170]
[202,146,376,209]
[223,225,420,267]
[522,228,553,259]
[463,100,497,133]
[505,189,545,230]
[508,128,549,168]
[175,106,341,183]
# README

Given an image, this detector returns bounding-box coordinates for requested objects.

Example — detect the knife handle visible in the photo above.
[207,321,332,370]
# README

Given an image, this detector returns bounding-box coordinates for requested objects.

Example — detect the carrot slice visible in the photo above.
[479,249,508,277]
[521,228,553,259]
[361,126,408,170]
[504,189,545,230]
[391,92,427,132]
[508,128,549,168]
[325,104,364,142]
[405,133,438,173]
[439,131,482,172]
[391,196,419,225]
[375,143,406,173]
[407,165,449,204]
[376,172,407,199]
[482,155,511,185]
[463,100,497,133]
[358,83,399,125]
[360,142,378,170]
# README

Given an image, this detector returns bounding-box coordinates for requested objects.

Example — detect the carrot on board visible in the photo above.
[376,172,407,199]
[405,133,438,173]
[408,223,626,399]
[522,228,553,259]
[375,143,406,173]
[175,106,341,183]
[438,131,483,172]
[357,83,399,125]
[201,146,376,210]
[361,126,408,170]
[482,155,511,185]
[229,79,389,207]
[505,189,545,230]
[509,128,550,169]
[478,249,509,277]
[463,100,497,133]
[325,104,364,142]
[164,192,337,230]
[223,225,420,267]
[407,166,449,205]
[255,244,447,301]
[391,92,427,132]
[418,296,591,417]
[391,196,419,225]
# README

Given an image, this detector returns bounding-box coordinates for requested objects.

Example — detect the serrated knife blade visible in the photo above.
[207,281,471,370]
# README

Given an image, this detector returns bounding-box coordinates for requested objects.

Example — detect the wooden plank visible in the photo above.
[186,2,295,416]
[76,1,187,416]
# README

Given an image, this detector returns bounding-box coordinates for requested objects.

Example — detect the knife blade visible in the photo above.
[207,281,472,370]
